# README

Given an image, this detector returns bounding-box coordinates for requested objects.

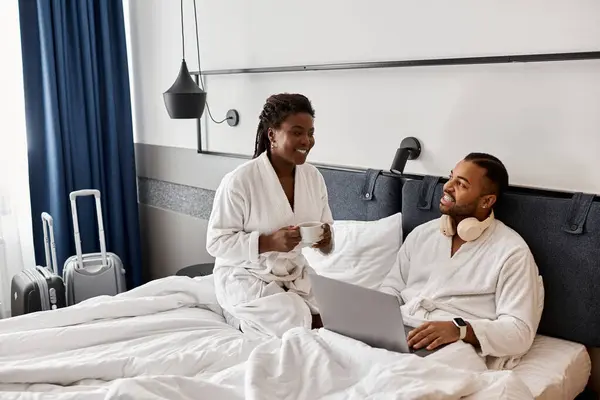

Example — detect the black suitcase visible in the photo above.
[10,212,66,316]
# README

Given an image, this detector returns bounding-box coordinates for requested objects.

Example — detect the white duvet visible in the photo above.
[0,276,534,399]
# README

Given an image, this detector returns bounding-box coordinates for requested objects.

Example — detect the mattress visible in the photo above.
[512,335,591,400]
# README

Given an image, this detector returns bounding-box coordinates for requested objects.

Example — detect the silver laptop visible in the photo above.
[310,274,438,357]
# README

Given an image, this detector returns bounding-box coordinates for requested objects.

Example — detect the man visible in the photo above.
[380,153,544,361]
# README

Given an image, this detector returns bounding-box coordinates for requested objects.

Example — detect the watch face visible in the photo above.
[454,317,467,327]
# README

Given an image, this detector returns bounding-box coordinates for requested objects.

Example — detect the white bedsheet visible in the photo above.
[512,335,591,400]
[0,276,535,399]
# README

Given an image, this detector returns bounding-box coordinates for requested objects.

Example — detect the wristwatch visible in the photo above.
[453,317,467,340]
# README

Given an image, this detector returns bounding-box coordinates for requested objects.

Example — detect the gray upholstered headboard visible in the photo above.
[319,168,403,221]
[317,166,600,348]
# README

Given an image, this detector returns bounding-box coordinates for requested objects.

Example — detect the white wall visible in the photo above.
[126,0,600,193]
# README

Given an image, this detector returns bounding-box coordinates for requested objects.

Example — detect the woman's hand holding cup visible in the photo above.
[312,223,332,250]
[259,226,301,253]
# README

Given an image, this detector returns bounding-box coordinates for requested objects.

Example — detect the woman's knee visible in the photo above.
[214,267,268,306]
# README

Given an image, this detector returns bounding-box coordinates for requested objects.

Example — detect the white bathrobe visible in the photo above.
[380,218,544,367]
[206,152,333,338]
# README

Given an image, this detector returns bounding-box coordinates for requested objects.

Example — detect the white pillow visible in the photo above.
[303,213,403,289]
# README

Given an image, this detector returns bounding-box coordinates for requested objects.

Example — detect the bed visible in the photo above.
[0,165,597,399]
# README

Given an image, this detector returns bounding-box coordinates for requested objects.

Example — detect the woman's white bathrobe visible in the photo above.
[380,218,544,368]
[206,152,333,338]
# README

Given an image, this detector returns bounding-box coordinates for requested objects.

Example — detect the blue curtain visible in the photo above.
[18,0,142,289]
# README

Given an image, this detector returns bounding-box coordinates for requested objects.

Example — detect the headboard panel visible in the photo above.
[318,168,403,221]
[402,178,600,347]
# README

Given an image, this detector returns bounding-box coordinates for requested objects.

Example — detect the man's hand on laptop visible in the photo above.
[407,321,460,351]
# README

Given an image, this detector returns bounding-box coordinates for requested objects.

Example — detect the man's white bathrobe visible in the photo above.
[206,152,333,338]
[380,217,544,367]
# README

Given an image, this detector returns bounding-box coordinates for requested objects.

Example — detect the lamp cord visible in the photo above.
[192,0,228,124]
[180,0,185,60]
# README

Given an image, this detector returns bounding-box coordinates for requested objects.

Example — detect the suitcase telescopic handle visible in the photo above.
[41,212,59,275]
[69,189,108,269]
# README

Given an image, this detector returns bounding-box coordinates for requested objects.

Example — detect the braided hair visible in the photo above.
[253,93,315,158]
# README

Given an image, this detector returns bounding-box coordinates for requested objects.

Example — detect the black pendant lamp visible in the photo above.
[163,0,206,119]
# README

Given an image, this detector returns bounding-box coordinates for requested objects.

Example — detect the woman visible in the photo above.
[206,93,334,338]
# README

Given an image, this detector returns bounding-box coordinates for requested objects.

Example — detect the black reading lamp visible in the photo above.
[163,0,206,119]
[390,137,422,175]
[163,0,239,127]
[163,61,207,119]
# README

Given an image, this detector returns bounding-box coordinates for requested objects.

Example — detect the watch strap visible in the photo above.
[459,325,467,340]
[453,318,467,340]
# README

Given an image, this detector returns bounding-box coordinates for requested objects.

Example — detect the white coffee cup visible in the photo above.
[298,221,324,244]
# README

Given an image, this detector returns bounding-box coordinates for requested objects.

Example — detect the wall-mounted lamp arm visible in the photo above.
[390,137,422,175]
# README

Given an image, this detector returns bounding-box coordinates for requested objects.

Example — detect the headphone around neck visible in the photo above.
[440,210,495,242]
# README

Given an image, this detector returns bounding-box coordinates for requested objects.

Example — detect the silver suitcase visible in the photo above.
[10,212,66,316]
[63,189,126,305]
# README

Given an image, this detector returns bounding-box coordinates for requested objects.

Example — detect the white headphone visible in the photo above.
[440,210,495,242]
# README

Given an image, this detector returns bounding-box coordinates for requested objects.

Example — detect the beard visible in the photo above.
[439,199,479,218]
